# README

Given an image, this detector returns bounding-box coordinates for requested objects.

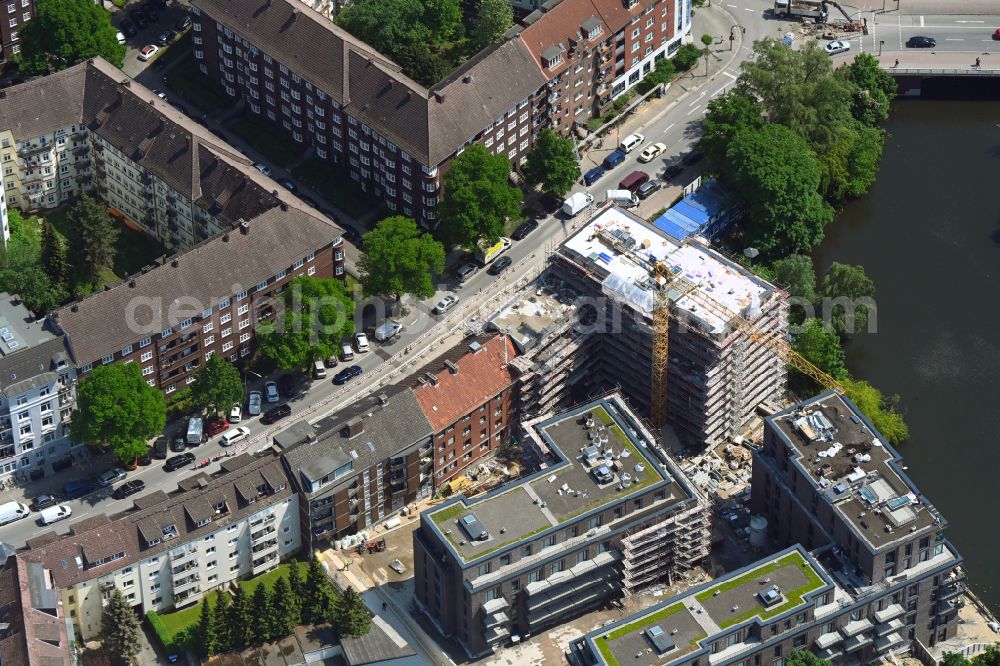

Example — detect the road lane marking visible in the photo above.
[744,6,754,11]
[920,16,924,27]
[945,38,964,41]
[727,3,736,6]
[722,70,738,79]
[689,92,706,106]
[956,20,985,23]
[686,105,702,115]
[665,123,676,131]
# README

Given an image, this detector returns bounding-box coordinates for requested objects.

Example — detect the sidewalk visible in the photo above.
[0,447,114,506]
[875,51,1000,70]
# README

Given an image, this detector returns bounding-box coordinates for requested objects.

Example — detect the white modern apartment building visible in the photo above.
[0,294,77,480]
[20,453,300,640]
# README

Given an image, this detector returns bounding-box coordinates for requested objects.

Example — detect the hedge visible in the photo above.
[146,610,177,654]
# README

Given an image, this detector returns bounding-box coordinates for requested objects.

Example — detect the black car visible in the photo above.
[277,178,297,193]
[153,437,168,459]
[176,15,192,31]
[121,19,138,37]
[261,404,292,425]
[129,10,147,29]
[906,35,936,48]
[280,373,299,397]
[62,479,96,499]
[156,30,177,46]
[165,452,195,472]
[539,193,562,215]
[681,151,704,167]
[30,494,59,512]
[300,195,319,209]
[333,365,363,385]
[170,435,187,452]
[140,447,153,466]
[511,219,538,241]
[488,256,513,276]
[637,179,662,200]
[662,164,684,181]
[112,480,146,500]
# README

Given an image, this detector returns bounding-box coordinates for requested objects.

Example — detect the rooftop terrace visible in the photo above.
[769,392,942,551]
[587,548,829,666]
[559,206,774,335]
[426,396,675,564]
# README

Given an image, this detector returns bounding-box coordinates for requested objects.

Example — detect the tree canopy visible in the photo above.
[792,318,847,390]
[257,276,355,370]
[100,588,141,663]
[725,123,833,257]
[17,0,125,75]
[360,216,445,301]
[438,144,522,249]
[71,363,166,465]
[699,91,764,169]
[472,0,513,51]
[0,210,68,315]
[522,128,581,198]
[843,378,909,445]
[785,651,832,666]
[191,353,244,416]
[334,586,372,638]
[71,194,119,279]
[821,262,875,337]
[844,52,897,127]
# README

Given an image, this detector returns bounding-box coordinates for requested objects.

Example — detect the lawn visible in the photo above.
[166,58,230,113]
[595,602,707,666]
[231,115,304,168]
[156,590,222,645]
[290,157,381,219]
[237,562,291,594]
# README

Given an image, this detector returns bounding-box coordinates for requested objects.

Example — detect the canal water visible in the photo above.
[813,96,1000,612]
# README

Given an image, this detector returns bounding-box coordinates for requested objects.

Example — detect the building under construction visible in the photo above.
[413,393,710,658]
[491,205,789,448]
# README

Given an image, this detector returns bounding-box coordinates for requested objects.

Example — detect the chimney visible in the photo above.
[280,202,288,212]
[239,219,249,234]
[433,90,446,103]
[462,75,473,84]
[171,258,179,268]
[426,372,438,386]
[70,304,78,313]
[346,417,364,437]
[222,233,230,242]
[444,359,458,375]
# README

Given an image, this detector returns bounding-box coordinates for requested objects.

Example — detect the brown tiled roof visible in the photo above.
[411,335,517,432]
[0,556,73,666]
[20,453,294,589]
[0,65,89,140]
[192,0,547,165]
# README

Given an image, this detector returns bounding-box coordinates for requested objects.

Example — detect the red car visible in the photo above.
[205,418,229,437]
[994,28,1000,40]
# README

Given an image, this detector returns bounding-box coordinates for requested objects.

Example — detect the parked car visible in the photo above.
[280,374,299,397]
[433,294,459,315]
[116,30,126,45]
[300,195,319,209]
[30,494,59,512]
[333,365,363,385]
[98,468,127,487]
[205,418,229,437]
[906,35,936,48]
[456,263,478,283]
[583,165,606,186]
[229,403,243,423]
[637,179,662,200]
[265,381,280,403]
[638,142,667,163]
[62,479,96,500]
[325,355,339,368]
[488,255,512,276]
[511,219,538,241]
[39,505,73,525]
[112,480,146,500]
[373,320,403,343]
[248,391,263,416]
[681,151,704,167]
[619,133,645,153]
[824,39,851,55]
[165,453,195,472]
[0,501,29,526]
[277,178,297,192]
[138,45,159,62]
[602,149,627,170]
[156,31,176,47]
[176,14,192,31]
[220,426,251,447]
[170,434,187,453]
[254,163,271,176]
[261,404,292,425]
[140,447,153,466]
[129,9,147,28]
[354,332,370,353]
[121,20,137,37]
[663,164,684,181]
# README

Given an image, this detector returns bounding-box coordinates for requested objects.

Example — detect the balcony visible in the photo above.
[938,582,965,601]
[252,553,278,575]
[251,525,276,543]
[935,599,963,615]
[174,574,201,591]
[875,618,906,637]
[873,604,905,623]
[252,538,279,558]
[815,632,843,650]
[171,561,198,577]
[250,513,276,529]
[173,588,203,608]
[842,631,873,653]
[874,632,906,652]
[170,545,198,564]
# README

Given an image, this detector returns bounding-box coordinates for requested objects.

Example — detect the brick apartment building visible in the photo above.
[191,0,691,229]
[408,336,518,488]
[0,546,72,666]
[0,0,32,63]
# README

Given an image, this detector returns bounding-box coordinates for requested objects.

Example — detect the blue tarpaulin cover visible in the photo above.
[651,179,731,241]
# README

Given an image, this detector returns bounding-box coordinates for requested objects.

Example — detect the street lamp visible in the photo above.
[729,25,745,52]
[743,247,759,267]
[245,370,261,395]
[879,39,885,56]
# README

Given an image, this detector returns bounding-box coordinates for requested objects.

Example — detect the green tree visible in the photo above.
[820,262,875,337]
[942,655,973,666]
[772,254,817,303]
[70,194,119,279]
[438,144,522,249]
[333,586,372,637]
[673,43,702,71]
[251,583,275,645]
[228,586,254,650]
[337,0,460,56]
[844,52,897,127]
[195,597,219,657]
[699,91,764,169]
[522,128,581,198]
[792,318,847,392]
[360,216,445,301]
[302,557,335,625]
[394,42,452,87]
[17,0,125,74]
[99,588,141,663]
[71,363,166,465]
[212,592,232,654]
[700,34,714,75]
[0,210,68,315]
[287,560,304,606]
[725,124,833,256]
[473,0,513,50]
[40,220,69,289]
[422,0,463,43]
[271,576,300,638]
[257,276,355,370]
[842,378,909,445]
[785,651,832,666]
[636,57,676,94]
[190,353,244,416]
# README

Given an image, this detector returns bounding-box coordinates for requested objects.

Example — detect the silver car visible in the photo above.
[98,468,127,487]
[433,294,459,315]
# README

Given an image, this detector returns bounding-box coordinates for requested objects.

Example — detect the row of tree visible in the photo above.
[194,558,371,657]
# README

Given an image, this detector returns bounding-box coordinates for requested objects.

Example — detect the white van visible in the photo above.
[0,501,29,526]
[313,360,327,379]
[341,343,354,361]
[39,505,72,525]
[620,133,645,153]
[220,426,250,447]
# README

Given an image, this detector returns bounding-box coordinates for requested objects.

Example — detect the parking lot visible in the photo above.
[115,0,193,78]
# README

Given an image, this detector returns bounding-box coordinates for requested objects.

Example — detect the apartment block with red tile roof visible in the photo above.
[410,336,519,488]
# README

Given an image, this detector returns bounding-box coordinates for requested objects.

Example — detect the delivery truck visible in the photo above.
[562,192,594,217]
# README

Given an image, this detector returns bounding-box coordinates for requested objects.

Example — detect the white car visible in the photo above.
[254,163,271,177]
[433,294,459,315]
[248,391,262,416]
[824,40,850,55]
[354,332,370,353]
[638,142,667,163]
[264,381,280,403]
[138,44,159,61]
[229,403,242,423]
[220,426,250,447]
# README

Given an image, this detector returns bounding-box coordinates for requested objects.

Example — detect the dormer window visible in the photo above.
[582,17,603,40]
[624,0,637,7]
[215,501,228,513]
[541,45,563,70]
[161,524,178,540]
[147,538,160,547]
[196,517,211,527]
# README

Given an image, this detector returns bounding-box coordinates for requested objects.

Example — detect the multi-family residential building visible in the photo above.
[19,452,300,641]
[275,387,434,550]
[749,391,964,654]
[0,295,78,481]
[191,0,691,229]
[407,336,518,488]
[0,546,73,666]
[0,0,32,63]
[414,393,710,657]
